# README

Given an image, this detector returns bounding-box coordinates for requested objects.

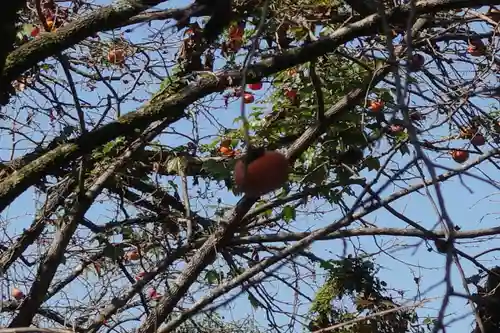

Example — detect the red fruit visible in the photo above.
[409,54,424,71]
[285,89,297,100]
[30,26,40,37]
[125,250,140,261]
[471,134,486,146]
[468,40,485,57]
[219,146,235,156]
[370,100,384,112]
[470,39,484,48]
[248,82,262,90]
[147,288,156,297]
[410,111,423,121]
[229,23,244,40]
[12,288,24,300]
[388,124,404,134]
[468,46,483,57]
[107,48,125,64]
[243,93,254,104]
[234,151,289,196]
[451,149,469,163]
[147,288,161,300]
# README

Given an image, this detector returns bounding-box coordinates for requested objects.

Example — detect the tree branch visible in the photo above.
[0,0,475,213]
[1,0,173,86]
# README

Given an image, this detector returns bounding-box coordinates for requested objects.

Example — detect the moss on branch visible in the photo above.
[0,0,491,212]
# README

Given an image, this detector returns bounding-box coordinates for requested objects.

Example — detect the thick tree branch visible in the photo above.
[158,147,500,333]
[1,0,174,85]
[135,53,393,333]
[229,227,500,245]
[0,1,25,73]
[8,120,167,327]
[0,0,484,214]
[0,0,25,104]
[138,9,443,331]
[0,176,76,273]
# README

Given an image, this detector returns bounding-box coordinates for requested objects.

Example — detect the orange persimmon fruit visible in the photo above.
[234,150,289,196]
[370,100,384,112]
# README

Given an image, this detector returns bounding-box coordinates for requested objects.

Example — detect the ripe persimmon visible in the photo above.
[31,26,40,37]
[451,149,469,163]
[12,287,24,300]
[468,40,485,57]
[234,149,289,196]
[248,82,262,90]
[107,48,126,64]
[229,23,244,39]
[125,250,140,261]
[370,100,384,112]
[409,54,425,71]
[219,146,234,156]
[285,89,297,100]
[471,134,486,146]
[243,93,254,104]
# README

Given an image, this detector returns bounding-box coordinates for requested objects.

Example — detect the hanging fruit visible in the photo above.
[107,48,126,64]
[234,150,289,196]
[248,82,263,90]
[467,39,485,57]
[243,93,254,104]
[471,134,486,146]
[408,54,425,71]
[451,149,469,163]
[369,100,384,112]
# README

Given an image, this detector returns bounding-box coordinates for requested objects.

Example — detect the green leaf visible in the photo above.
[399,143,410,155]
[102,244,124,261]
[40,64,52,71]
[248,293,260,309]
[394,131,409,142]
[319,260,335,271]
[205,270,219,285]
[102,141,115,155]
[201,159,231,180]
[364,157,380,171]
[166,157,188,174]
[21,24,35,36]
[307,165,327,185]
[282,205,296,222]
[379,90,394,103]
[407,76,418,84]
[121,226,133,240]
[93,234,108,245]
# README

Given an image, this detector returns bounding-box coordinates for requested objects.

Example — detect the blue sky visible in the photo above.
[1,2,500,333]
